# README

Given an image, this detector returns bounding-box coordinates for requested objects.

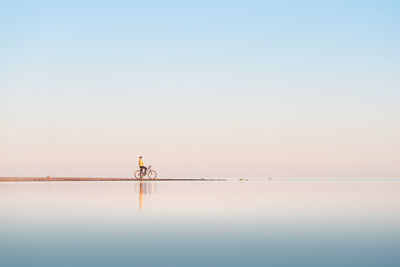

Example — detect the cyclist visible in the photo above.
[138,156,147,176]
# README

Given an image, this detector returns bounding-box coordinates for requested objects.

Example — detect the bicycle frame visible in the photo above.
[135,165,157,179]
[140,165,152,176]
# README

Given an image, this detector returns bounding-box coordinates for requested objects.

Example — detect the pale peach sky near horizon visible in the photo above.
[1,71,399,178]
[1,94,399,178]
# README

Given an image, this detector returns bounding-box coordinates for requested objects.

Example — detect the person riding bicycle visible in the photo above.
[138,156,147,175]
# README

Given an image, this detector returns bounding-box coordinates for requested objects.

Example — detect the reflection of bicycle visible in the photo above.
[134,166,157,179]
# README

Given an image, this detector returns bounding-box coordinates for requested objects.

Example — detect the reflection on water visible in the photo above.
[0,180,400,267]
[134,182,157,212]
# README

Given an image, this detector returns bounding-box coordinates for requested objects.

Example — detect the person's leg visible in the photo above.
[140,166,147,175]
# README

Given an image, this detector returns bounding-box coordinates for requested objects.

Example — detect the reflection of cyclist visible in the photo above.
[139,156,147,175]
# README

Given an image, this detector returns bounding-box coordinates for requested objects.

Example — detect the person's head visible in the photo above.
[139,156,142,158]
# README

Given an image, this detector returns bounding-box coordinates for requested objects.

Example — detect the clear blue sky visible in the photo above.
[1,0,399,177]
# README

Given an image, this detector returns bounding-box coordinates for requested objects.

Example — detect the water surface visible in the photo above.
[1,179,399,267]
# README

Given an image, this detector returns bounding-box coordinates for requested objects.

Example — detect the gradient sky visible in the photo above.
[1,0,399,178]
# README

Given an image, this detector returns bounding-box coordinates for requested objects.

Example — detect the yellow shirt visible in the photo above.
[139,158,144,167]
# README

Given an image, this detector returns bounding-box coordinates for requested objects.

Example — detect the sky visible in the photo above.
[0,0,399,178]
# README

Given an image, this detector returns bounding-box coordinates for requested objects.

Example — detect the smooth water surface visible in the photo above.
[1,179,400,267]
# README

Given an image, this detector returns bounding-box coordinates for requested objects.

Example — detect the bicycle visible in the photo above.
[134,165,157,179]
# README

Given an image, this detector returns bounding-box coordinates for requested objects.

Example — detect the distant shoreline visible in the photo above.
[1,177,399,182]
[0,177,226,182]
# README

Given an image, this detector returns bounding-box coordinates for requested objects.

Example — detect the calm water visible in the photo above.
[1,179,400,267]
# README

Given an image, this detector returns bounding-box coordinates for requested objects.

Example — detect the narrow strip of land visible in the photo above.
[0,177,224,182]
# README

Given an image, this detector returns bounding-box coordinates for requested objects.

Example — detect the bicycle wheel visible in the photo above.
[134,170,141,179]
[148,170,157,179]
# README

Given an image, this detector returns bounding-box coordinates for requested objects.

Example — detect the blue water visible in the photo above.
[1,180,399,267]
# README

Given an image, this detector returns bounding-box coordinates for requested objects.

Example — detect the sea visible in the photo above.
[1,178,399,267]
